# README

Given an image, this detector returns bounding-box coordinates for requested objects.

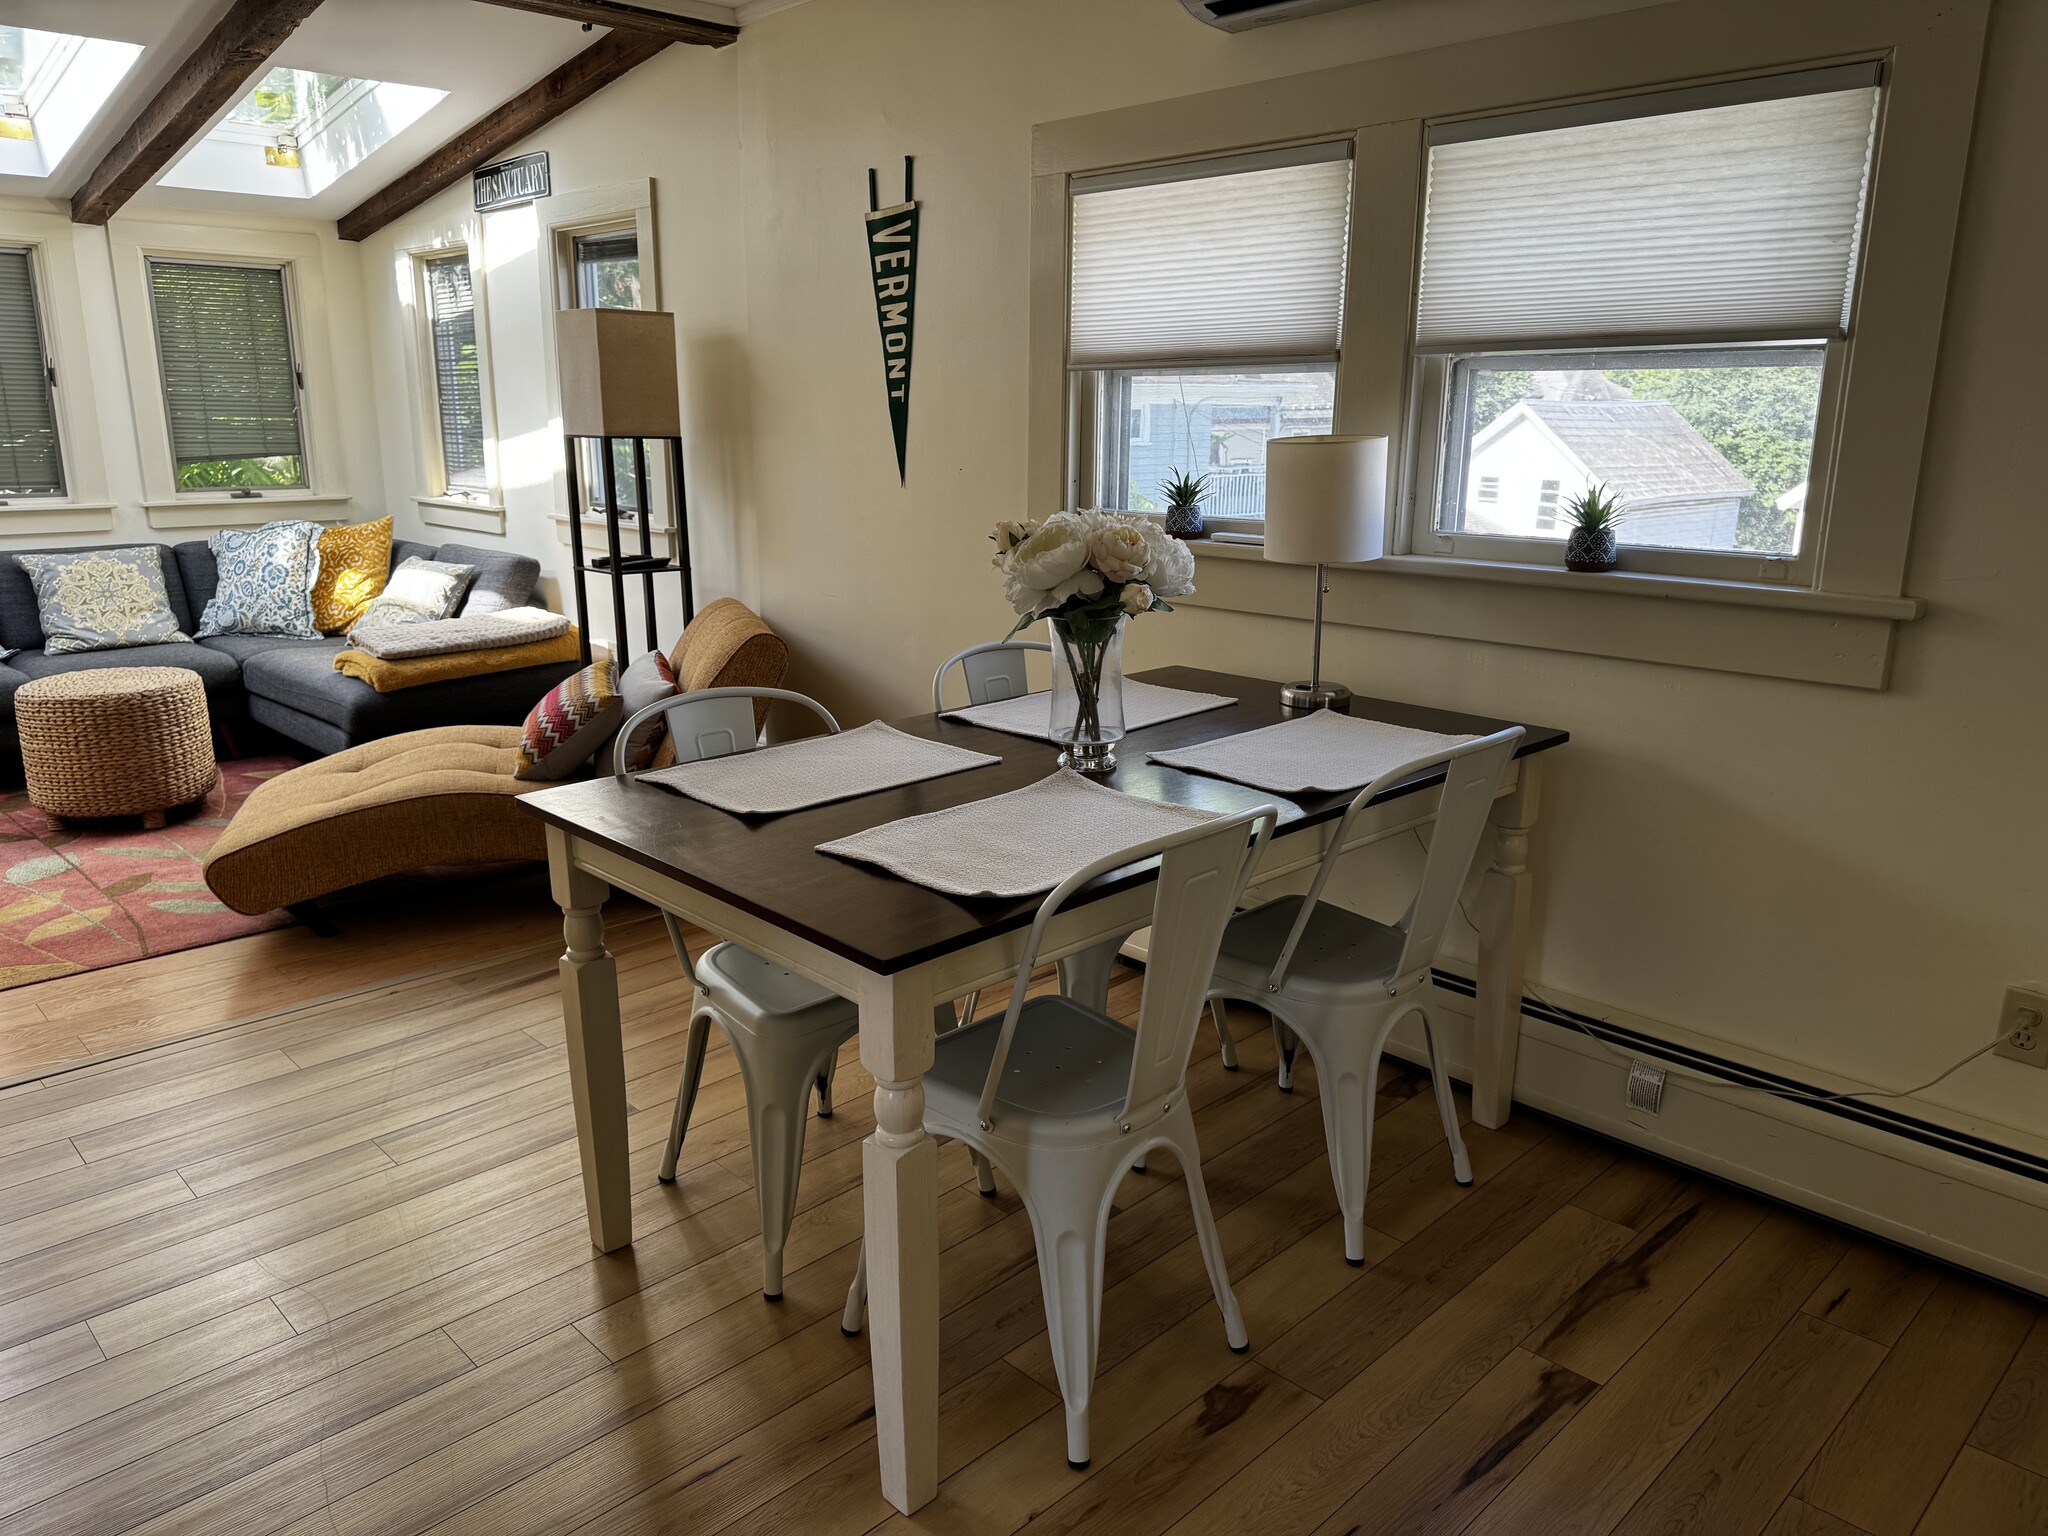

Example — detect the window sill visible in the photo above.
[143,493,355,530]
[1179,539,1919,689]
[417,495,507,535]
[1187,539,1922,621]
[0,501,118,536]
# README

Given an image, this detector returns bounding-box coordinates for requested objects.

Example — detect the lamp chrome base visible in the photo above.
[1279,681,1352,713]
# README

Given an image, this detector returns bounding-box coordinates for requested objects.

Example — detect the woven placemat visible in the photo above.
[1147,709,1477,795]
[640,721,1000,816]
[943,679,1236,741]
[817,769,1222,898]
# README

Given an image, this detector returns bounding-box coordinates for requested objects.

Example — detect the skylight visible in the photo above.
[0,25,145,179]
[160,69,446,200]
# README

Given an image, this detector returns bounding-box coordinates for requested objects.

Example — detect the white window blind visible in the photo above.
[1416,70,1881,352]
[0,249,61,496]
[147,259,304,468]
[1069,143,1353,370]
[424,253,485,492]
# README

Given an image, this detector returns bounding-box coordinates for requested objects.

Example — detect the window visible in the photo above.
[1067,142,1352,526]
[567,228,642,516]
[0,248,62,497]
[573,230,640,310]
[422,253,485,495]
[1412,68,1879,575]
[145,258,305,491]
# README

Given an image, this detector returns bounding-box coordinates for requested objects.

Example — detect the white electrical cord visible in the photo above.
[1401,829,1998,1112]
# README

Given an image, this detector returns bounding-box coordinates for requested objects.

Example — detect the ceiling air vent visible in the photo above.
[1178,0,1381,31]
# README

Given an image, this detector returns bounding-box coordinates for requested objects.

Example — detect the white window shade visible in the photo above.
[1069,147,1352,370]
[1416,80,1880,352]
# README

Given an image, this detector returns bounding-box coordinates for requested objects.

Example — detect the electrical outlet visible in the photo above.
[1994,985,2048,1068]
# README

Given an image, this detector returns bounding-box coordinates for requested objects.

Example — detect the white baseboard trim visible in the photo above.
[1397,978,2048,1296]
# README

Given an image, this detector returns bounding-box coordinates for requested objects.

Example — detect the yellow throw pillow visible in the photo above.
[312,516,393,634]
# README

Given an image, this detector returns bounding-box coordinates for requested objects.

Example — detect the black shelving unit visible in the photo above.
[561,432,694,668]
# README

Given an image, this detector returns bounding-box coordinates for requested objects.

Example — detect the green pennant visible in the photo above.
[865,199,919,485]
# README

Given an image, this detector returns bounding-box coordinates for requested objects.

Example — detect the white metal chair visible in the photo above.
[845,803,1278,1469]
[1205,727,1523,1265]
[617,686,861,1299]
[931,639,1051,713]
[932,640,1052,1028]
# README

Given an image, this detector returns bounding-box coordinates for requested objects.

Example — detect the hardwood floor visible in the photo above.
[0,877,2044,1534]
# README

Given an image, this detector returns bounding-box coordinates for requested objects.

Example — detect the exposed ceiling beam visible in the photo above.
[471,1,739,47]
[71,0,327,225]
[336,29,672,242]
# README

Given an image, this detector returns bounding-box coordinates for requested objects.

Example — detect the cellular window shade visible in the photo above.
[0,251,61,496]
[425,255,485,491]
[1416,86,1880,351]
[148,260,304,467]
[1069,151,1353,369]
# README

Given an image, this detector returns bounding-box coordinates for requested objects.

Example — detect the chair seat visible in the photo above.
[697,941,856,1034]
[1211,895,1409,1001]
[925,998,1135,1143]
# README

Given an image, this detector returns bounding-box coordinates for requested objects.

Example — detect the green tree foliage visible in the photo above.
[176,455,305,490]
[1606,364,1820,552]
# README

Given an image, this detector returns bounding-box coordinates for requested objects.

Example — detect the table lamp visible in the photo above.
[1263,434,1387,713]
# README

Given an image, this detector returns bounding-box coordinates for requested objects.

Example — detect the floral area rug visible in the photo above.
[0,757,298,991]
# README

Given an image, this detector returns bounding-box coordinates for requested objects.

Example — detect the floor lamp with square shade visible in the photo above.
[556,307,695,668]
[1264,434,1387,713]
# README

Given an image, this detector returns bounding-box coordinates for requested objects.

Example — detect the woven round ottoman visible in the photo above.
[17,667,218,829]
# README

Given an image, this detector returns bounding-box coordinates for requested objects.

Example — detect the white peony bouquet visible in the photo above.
[989,510,1197,637]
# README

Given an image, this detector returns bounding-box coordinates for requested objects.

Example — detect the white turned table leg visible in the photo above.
[1473,759,1542,1131]
[548,826,633,1253]
[859,968,940,1514]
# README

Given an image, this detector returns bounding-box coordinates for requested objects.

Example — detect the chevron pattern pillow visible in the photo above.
[515,656,621,781]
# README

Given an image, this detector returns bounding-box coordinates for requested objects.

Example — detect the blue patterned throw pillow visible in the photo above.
[196,521,326,639]
[16,546,192,654]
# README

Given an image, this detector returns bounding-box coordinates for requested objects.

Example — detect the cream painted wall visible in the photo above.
[0,198,382,551]
[716,0,2046,1144]
[342,0,2042,1146]
[355,42,747,647]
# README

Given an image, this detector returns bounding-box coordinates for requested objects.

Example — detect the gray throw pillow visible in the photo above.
[353,557,477,629]
[617,648,678,771]
[16,547,192,654]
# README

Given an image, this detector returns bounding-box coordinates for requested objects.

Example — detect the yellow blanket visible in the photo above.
[334,626,582,693]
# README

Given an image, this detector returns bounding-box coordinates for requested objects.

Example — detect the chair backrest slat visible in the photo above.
[1124,823,1267,1114]
[1392,732,1520,982]
[933,641,1051,711]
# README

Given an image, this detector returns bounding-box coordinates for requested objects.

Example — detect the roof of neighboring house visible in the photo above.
[1483,400,1755,503]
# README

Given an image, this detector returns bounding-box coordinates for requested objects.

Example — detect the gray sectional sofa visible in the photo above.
[0,536,579,786]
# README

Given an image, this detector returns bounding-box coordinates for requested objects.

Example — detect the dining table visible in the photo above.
[517,664,1568,1514]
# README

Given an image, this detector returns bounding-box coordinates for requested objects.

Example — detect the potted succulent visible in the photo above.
[1562,482,1624,572]
[1159,467,1210,540]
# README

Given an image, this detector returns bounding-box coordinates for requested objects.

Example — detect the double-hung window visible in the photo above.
[146,258,306,491]
[422,252,486,496]
[0,247,62,499]
[1068,142,1352,530]
[1410,66,1880,580]
[567,228,643,518]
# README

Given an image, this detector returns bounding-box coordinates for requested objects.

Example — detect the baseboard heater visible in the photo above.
[1430,966,2048,1188]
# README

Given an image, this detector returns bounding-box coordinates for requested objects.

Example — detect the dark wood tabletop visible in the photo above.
[518,666,1567,976]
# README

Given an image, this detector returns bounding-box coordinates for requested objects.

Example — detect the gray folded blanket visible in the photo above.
[346,606,570,659]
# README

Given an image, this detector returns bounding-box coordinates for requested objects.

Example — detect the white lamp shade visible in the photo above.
[1262,435,1387,565]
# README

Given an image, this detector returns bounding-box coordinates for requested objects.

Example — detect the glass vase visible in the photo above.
[1047,613,1127,773]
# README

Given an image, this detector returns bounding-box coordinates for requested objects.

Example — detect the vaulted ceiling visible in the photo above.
[0,0,774,222]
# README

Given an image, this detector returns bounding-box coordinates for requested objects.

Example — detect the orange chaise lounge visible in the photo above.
[203,599,789,920]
